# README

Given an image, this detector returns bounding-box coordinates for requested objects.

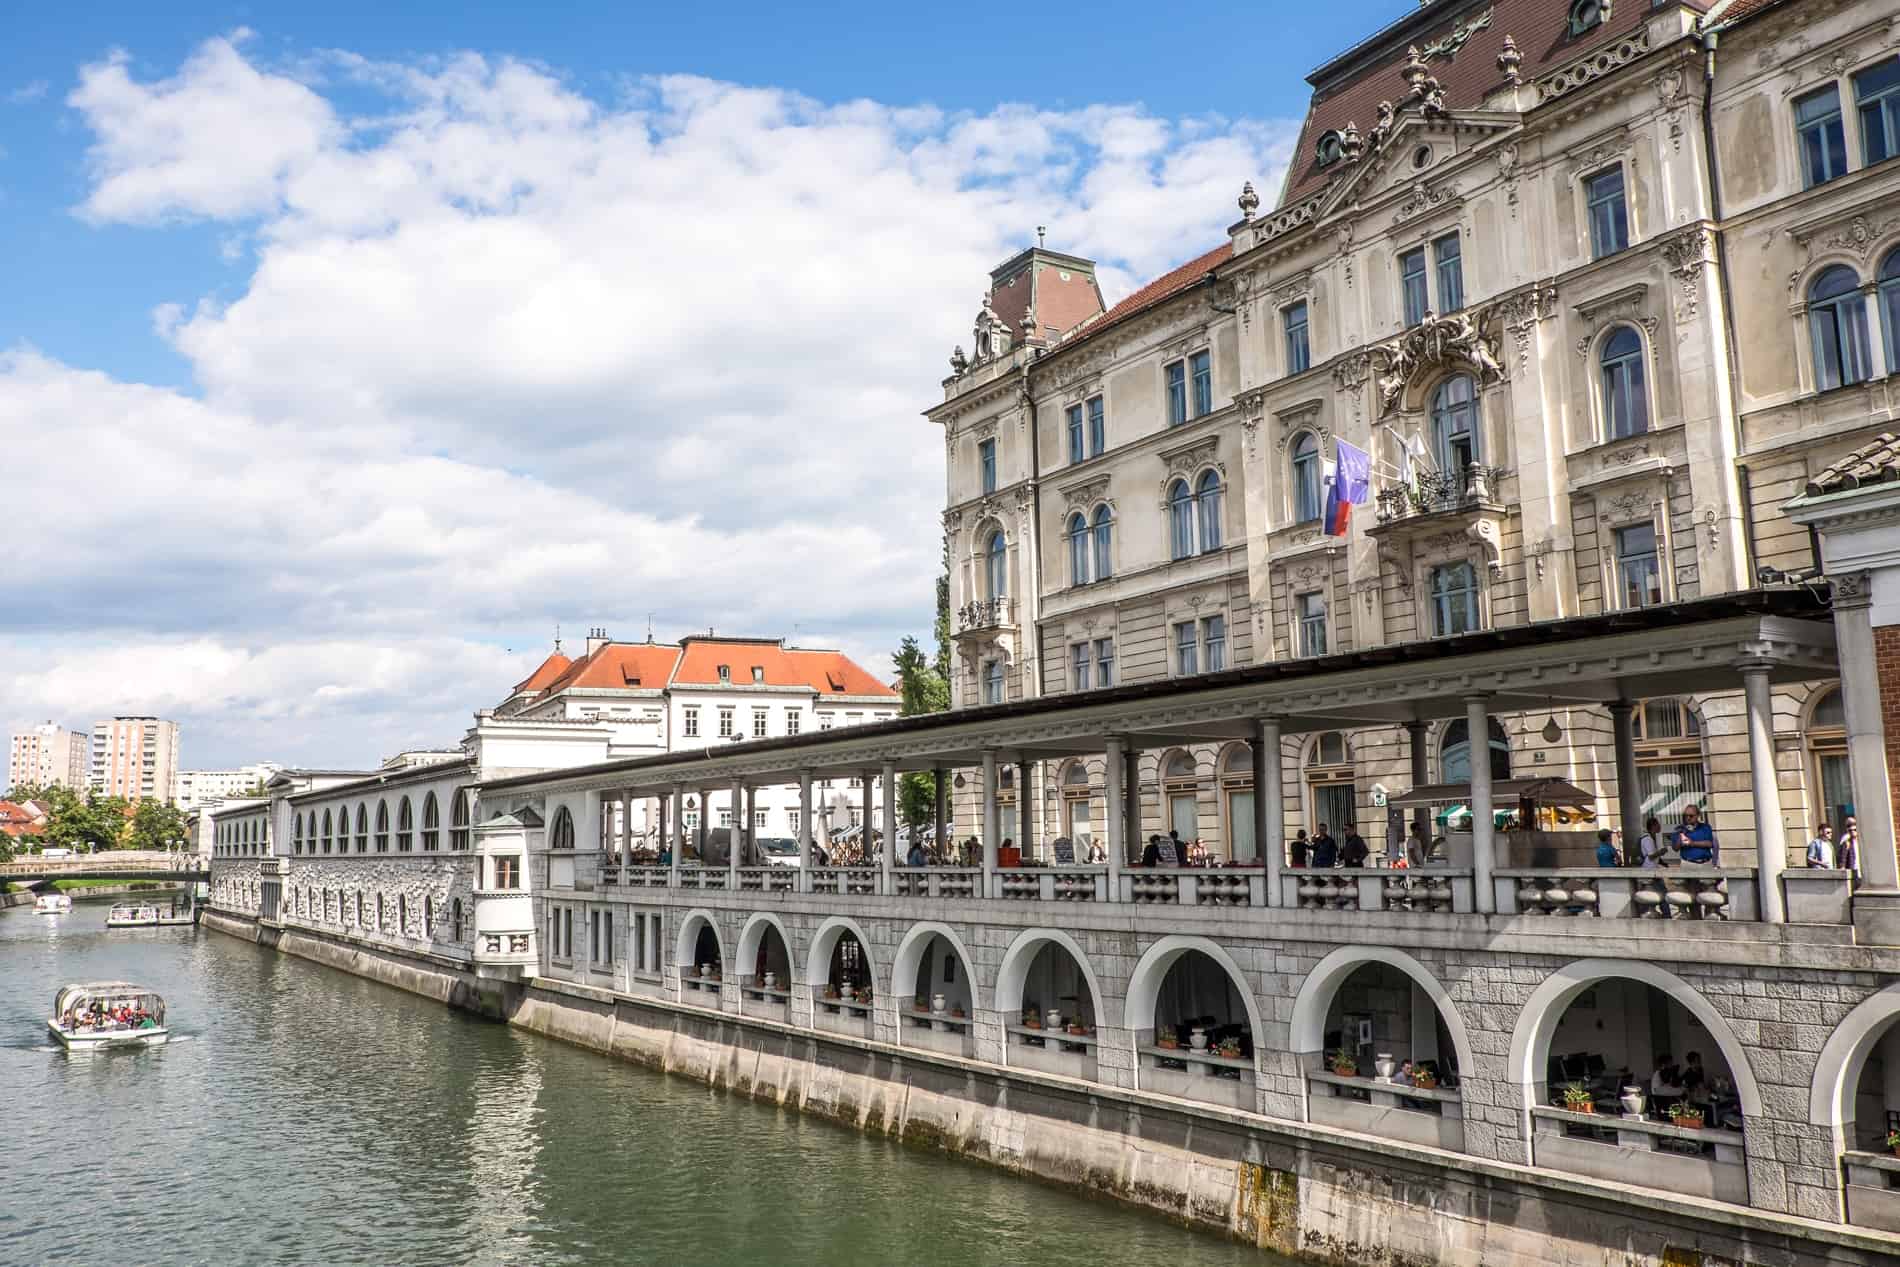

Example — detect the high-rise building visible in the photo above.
[173,762,287,811]
[8,722,89,792]
[90,716,181,803]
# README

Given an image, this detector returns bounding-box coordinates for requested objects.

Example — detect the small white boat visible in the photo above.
[106,901,196,928]
[48,982,169,1050]
[34,893,72,915]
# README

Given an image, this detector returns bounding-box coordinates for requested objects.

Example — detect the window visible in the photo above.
[752,708,768,738]
[785,710,801,736]
[1202,614,1226,671]
[551,806,575,850]
[374,801,389,853]
[1284,302,1310,374]
[751,666,765,684]
[1585,168,1629,259]
[1431,374,1478,472]
[1316,130,1344,167]
[1165,360,1187,426]
[1196,470,1223,552]
[1632,699,1706,826]
[1441,718,1510,784]
[450,791,471,850]
[1162,479,1194,559]
[1615,522,1662,609]
[1292,432,1322,523]
[1307,733,1356,838]
[1434,233,1463,313]
[321,809,332,854]
[1857,58,1900,167]
[1066,404,1085,464]
[1072,642,1091,692]
[1599,325,1649,438]
[1175,621,1199,676]
[1796,87,1848,188]
[421,792,439,850]
[1807,688,1851,833]
[753,809,769,831]
[1297,591,1328,656]
[787,809,801,837]
[718,708,735,738]
[1086,396,1105,457]
[1067,512,1091,586]
[396,797,413,851]
[718,809,733,829]
[985,530,1007,599]
[1568,0,1605,36]
[293,813,303,855]
[818,713,834,731]
[683,707,699,738]
[451,898,464,942]
[1091,505,1113,581]
[1190,349,1212,417]
[1400,247,1428,327]
[716,664,730,684]
[1881,249,1900,375]
[1429,561,1480,637]
[1809,266,1872,390]
[1095,638,1115,687]
[979,438,997,493]
[349,805,363,853]
[982,660,1005,706]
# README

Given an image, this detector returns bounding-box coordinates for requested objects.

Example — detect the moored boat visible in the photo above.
[48,982,169,1050]
[105,901,196,928]
[34,893,72,915]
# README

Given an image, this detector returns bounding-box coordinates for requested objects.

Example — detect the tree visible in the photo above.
[41,787,130,852]
[126,798,189,851]
[894,596,953,831]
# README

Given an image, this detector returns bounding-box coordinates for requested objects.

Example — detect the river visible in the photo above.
[2,900,1286,1266]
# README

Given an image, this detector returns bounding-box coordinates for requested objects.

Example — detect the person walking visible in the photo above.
[1805,822,1835,869]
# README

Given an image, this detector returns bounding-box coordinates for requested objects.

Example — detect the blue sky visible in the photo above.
[0,2,1402,770]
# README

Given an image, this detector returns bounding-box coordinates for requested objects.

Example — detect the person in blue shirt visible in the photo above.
[1672,804,1719,864]
[1594,829,1620,868]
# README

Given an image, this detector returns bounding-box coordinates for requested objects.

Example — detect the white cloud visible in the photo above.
[4,36,1296,768]
[7,80,49,105]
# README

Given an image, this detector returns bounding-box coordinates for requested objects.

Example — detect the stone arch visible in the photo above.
[1506,958,1762,1120]
[993,928,1108,1025]
[1808,981,1900,1134]
[672,908,726,971]
[1125,934,1264,1044]
[1290,945,1476,1077]
[736,912,794,981]
[892,921,984,1012]
[804,916,878,991]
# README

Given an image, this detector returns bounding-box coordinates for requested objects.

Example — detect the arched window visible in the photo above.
[1196,470,1224,552]
[985,530,1008,599]
[1067,512,1091,586]
[421,792,439,850]
[1440,718,1510,784]
[1091,505,1114,581]
[293,813,303,855]
[423,897,434,937]
[321,809,333,854]
[1880,249,1900,376]
[551,806,576,850]
[1809,265,1871,390]
[1568,0,1605,36]
[1599,326,1648,439]
[1220,744,1257,863]
[375,893,384,932]
[1167,479,1195,560]
[355,804,368,853]
[1292,432,1322,522]
[1431,374,1478,473]
[374,801,390,853]
[1162,750,1201,847]
[398,893,408,935]
[1060,761,1094,847]
[451,898,464,942]
[397,797,414,851]
[450,790,471,850]
[1807,687,1851,833]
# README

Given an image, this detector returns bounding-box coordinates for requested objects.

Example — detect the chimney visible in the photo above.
[586,627,611,657]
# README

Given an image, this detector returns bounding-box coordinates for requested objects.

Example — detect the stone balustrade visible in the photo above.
[1530,1106,1747,1205]
[1306,1068,1466,1151]
[1283,868,1474,913]
[1494,868,1767,920]
[1140,1041,1256,1111]
[1005,1022,1099,1080]
[1842,1150,1900,1234]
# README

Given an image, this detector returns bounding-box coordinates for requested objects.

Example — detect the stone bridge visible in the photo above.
[0,852,206,888]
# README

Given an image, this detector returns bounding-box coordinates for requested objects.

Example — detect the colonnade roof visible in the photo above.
[480,589,1837,797]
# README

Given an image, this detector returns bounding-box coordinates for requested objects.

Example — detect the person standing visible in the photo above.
[1805,822,1835,869]
[1839,815,1861,884]
[1594,829,1620,868]
[1340,827,1369,868]
[1672,805,1719,865]
[1310,823,1338,869]
[1289,830,1310,869]
[1638,817,1668,868]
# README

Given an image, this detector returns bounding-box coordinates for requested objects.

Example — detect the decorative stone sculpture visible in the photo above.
[1340,123,1365,162]
[1237,180,1259,219]
[1497,34,1523,86]
[949,345,968,374]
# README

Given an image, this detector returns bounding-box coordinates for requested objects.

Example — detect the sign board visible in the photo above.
[1052,837,1075,864]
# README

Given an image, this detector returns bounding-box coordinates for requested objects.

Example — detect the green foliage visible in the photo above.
[126,798,189,851]
[892,581,955,832]
[38,785,131,851]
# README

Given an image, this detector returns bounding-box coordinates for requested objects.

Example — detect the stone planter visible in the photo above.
[763,972,777,989]
[1190,1027,1209,1052]
[930,993,947,1014]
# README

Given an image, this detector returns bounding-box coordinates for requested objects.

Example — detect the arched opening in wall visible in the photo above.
[996,932,1102,1081]
[375,892,385,933]
[892,924,978,1057]
[746,921,791,992]
[1806,687,1852,837]
[1440,718,1509,785]
[1161,750,1201,857]
[1292,948,1471,1152]
[1810,986,1900,1230]
[1512,962,1756,1205]
[1129,937,1259,1111]
[806,918,875,1038]
[690,922,722,977]
[1058,760,1094,858]
[421,792,440,851]
[550,807,576,850]
[450,790,472,850]
[397,893,409,936]
[1633,698,1707,831]
[450,898,464,942]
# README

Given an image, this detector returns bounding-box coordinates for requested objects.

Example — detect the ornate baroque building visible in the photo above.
[930,0,1900,860]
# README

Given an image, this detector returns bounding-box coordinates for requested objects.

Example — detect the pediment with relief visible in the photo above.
[1315,111,1519,223]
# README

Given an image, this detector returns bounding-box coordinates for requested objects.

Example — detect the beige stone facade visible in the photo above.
[929,0,1900,862]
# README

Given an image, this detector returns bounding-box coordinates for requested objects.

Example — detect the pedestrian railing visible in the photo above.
[1285,868,1474,913]
[1494,868,1762,920]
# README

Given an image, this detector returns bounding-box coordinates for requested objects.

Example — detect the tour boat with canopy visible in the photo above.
[47,982,169,1050]
[34,892,72,915]
[106,901,196,928]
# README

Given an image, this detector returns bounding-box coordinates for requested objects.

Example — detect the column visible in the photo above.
[861,771,876,867]
[696,789,709,862]
[1104,736,1125,893]
[932,765,947,862]
[1467,694,1497,914]
[1608,700,1642,850]
[670,786,684,886]
[981,750,1000,884]
[797,772,814,867]
[1742,662,1788,924]
[618,792,632,859]
[729,780,745,884]
[881,763,899,893]
[1254,718,1283,907]
[656,792,668,862]
[1017,759,1034,863]
[1406,718,1431,849]
[1832,577,1899,892]
[1123,745,1140,866]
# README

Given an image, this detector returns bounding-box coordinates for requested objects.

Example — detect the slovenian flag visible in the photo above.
[1323,437,1371,537]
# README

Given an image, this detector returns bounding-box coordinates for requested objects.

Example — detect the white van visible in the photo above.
[39,847,72,859]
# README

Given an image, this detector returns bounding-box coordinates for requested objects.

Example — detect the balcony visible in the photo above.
[1366,464,1508,581]
[956,596,1015,635]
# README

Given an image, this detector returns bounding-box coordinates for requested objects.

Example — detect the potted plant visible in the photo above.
[1156,1030,1181,1051]
[1023,1011,1042,1030]
[949,1004,966,1020]
[1066,1021,1089,1037]
[1667,1102,1705,1130]
[1561,1083,1594,1114]
[1328,1048,1358,1078]
[1216,1037,1243,1059]
[1887,1127,1900,1157]
[824,984,841,1001]
[856,986,873,1005]
[1411,1067,1439,1091]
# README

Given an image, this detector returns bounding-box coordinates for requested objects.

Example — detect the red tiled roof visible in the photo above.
[541,643,683,694]
[1062,241,1232,351]
[1707,0,1787,23]
[513,649,572,694]
[670,639,898,697]
[1283,0,1662,206]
